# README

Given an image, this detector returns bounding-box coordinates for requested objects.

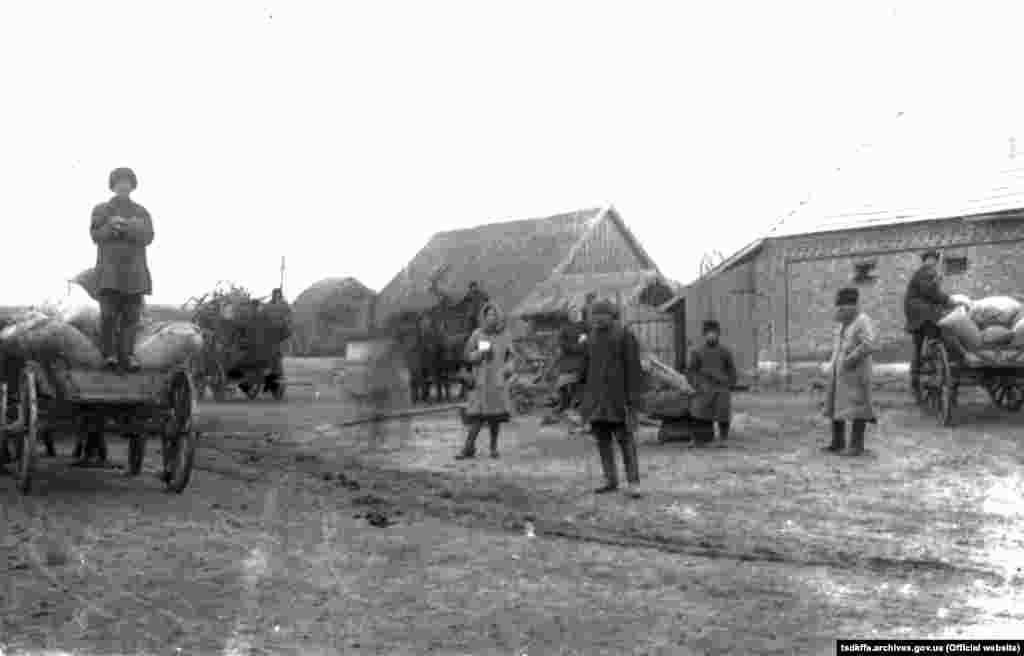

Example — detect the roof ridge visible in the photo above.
[430,207,604,237]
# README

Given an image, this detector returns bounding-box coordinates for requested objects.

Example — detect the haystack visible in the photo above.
[291,277,376,356]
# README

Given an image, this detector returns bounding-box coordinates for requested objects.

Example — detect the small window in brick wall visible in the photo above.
[852,260,878,284]
[944,256,969,276]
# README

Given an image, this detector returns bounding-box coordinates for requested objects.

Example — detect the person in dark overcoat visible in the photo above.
[578,299,646,497]
[456,302,515,459]
[824,287,877,457]
[688,320,738,445]
[904,250,955,396]
[90,167,154,372]
[554,305,587,414]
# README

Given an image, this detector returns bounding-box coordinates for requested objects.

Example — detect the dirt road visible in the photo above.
[2,358,1022,654]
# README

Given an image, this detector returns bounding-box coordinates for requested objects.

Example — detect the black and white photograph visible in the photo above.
[1,1,1023,654]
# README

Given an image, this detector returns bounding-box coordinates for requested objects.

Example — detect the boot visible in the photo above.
[489,430,499,459]
[844,420,866,456]
[822,421,845,453]
[717,421,730,441]
[455,426,479,460]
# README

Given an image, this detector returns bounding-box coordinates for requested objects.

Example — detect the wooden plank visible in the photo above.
[66,370,167,403]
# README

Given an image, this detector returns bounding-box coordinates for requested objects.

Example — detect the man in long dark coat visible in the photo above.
[578,299,646,497]
[90,167,154,372]
[688,320,738,445]
[904,250,953,397]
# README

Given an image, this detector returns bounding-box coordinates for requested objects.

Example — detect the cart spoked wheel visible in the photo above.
[985,381,1024,412]
[127,434,146,476]
[210,362,227,403]
[921,338,955,427]
[11,366,39,494]
[161,371,197,493]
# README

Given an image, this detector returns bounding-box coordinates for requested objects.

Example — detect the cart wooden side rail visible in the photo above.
[1,360,198,495]
[918,328,1024,426]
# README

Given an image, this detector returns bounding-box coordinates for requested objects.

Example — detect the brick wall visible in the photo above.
[761,215,1024,366]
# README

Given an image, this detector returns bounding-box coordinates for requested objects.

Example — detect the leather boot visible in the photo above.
[455,425,480,459]
[489,428,499,459]
[822,421,845,453]
[844,420,866,456]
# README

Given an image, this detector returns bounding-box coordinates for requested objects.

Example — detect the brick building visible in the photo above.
[672,132,1024,383]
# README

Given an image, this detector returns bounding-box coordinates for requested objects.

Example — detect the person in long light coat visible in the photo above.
[456,302,515,459]
[823,287,878,457]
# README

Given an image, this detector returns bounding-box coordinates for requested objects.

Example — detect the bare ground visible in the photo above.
[1,357,1023,655]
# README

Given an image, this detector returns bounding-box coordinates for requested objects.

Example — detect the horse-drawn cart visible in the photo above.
[917,328,1024,426]
[0,360,197,495]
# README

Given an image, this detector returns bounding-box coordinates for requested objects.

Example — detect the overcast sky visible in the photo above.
[2,1,1022,306]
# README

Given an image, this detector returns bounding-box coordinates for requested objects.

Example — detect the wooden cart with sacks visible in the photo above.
[918,294,1024,426]
[187,285,291,402]
[0,307,201,495]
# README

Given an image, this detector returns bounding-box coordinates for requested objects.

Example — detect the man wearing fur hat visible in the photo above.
[688,319,738,445]
[578,299,646,496]
[90,167,154,372]
[824,287,877,457]
[904,250,954,398]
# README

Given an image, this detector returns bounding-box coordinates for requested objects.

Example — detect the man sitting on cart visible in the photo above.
[904,249,963,398]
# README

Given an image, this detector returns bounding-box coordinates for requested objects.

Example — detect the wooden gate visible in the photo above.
[623,304,676,369]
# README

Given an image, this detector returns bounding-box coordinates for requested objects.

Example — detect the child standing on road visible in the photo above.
[688,320,737,445]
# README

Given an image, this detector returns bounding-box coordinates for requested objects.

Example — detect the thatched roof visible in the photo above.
[512,270,670,319]
[374,207,602,322]
[293,277,375,318]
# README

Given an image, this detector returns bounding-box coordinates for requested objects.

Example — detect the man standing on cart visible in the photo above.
[904,250,958,399]
[90,167,154,372]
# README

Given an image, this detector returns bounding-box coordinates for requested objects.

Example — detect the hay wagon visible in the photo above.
[0,360,197,495]
[917,328,1024,426]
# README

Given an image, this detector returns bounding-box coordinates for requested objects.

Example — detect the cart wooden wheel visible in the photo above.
[921,338,955,427]
[161,372,197,493]
[11,366,39,494]
[985,382,1024,412]
[127,434,146,476]
[210,362,227,402]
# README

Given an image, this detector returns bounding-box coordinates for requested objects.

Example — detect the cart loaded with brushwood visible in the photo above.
[0,355,198,496]
[916,294,1024,426]
[188,284,292,402]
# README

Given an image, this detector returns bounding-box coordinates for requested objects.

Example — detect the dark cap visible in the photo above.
[835,287,860,306]
[920,250,940,262]
[702,319,721,334]
[108,167,138,191]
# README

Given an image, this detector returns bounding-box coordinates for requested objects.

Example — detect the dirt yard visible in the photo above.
[2,357,1023,655]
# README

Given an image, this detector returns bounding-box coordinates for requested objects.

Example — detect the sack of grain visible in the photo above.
[72,267,101,301]
[0,311,51,344]
[1012,315,1024,346]
[134,321,203,370]
[981,325,1014,347]
[938,305,984,350]
[2,317,103,368]
[949,293,973,311]
[969,296,1022,329]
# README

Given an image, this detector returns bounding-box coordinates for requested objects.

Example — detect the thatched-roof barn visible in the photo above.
[374,205,661,330]
[290,277,375,356]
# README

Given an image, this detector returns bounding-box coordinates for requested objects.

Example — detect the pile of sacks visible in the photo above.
[0,280,203,371]
[937,294,1024,350]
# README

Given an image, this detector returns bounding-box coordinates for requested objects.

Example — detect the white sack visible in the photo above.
[135,321,204,370]
[970,296,1022,329]
[938,306,984,351]
[981,325,1014,347]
